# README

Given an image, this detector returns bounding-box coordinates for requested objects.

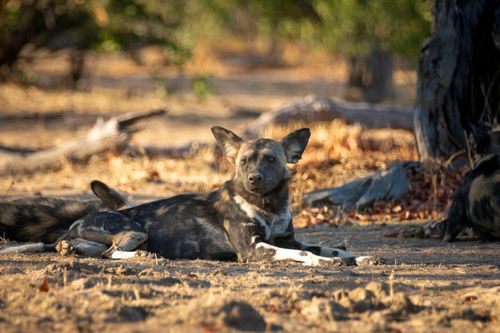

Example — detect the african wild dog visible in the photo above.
[417,128,500,241]
[53,126,383,266]
[443,153,500,241]
[430,128,500,241]
[0,181,133,252]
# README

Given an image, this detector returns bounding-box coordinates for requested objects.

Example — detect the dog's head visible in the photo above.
[211,126,310,194]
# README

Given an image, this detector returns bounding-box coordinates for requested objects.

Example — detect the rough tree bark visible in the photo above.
[414,0,500,161]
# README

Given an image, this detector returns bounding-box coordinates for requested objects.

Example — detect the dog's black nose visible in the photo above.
[248,173,263,184]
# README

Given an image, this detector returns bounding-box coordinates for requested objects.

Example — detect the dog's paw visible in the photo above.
[355,256,385,266]
[325,257,345,266]
[134,250,158,259]
[326,256,356,266]
[333,242,347,251]
[56,240,76,256]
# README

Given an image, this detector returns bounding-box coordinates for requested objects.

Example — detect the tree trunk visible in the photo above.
[69,49,86,90]
[345,49,394,103]
[415,0,500,161]
[0,2,39,77]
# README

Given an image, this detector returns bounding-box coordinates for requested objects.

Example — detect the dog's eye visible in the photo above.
[240,157,248,164]
[264,155,275,163]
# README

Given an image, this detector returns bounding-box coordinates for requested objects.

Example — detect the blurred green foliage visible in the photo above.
[192,74,215,101]
[317,0,432,58]
[186,0,432,60]
[0,0,432,73]
[0,0,189,71]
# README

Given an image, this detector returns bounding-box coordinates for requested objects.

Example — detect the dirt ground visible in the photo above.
[0,48,499,332]
[1,224,499,333]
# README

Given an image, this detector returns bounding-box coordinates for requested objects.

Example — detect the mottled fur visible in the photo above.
[55,127,382,266]
[444,154,500,241]
[0,180,131,244]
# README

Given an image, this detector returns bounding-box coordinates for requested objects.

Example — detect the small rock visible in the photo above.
[366,310,387,325]
[349,287,376,302]
[106,306,148,322]
[183,278,211,289]
[341,287,385,312]
[389,293,417,314]
[181,297,266,332]
[71,278,106,290]
[365,282,389,299]
[220,301,266,331]
[332,289,349,302]
[136,277,181,287]
[299,297,347,322]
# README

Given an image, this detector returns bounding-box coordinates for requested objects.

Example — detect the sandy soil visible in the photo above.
[0,48,498,332]
[1,224,499,333]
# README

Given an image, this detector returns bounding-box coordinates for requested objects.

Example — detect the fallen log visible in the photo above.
[303,162,419,211]
[243,95,414,137]
[0,109,166,175]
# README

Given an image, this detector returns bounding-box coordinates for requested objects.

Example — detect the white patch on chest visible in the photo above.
[233,195,292,240]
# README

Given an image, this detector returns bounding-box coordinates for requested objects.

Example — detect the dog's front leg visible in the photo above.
[298,241,384,266]
[225,220,345,266]
[248,239,349,266]
[272,236,384,266]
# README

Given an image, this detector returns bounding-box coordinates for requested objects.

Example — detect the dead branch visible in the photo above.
[243,95,414,137]
[303,162,419,211]
[0,109,166,175]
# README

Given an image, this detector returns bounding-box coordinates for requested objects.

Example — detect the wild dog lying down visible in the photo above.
[56,126,383,266]
[443,154,500,241]
[0,181,132,252]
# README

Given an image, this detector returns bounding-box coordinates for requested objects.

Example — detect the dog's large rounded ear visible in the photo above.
[281,128,311,163]
[211,126,243,162]
[91,180,133,210]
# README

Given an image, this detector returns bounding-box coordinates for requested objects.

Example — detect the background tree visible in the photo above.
[0,0,188,87]
[315,0,431,102]
[414,0,500,161]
